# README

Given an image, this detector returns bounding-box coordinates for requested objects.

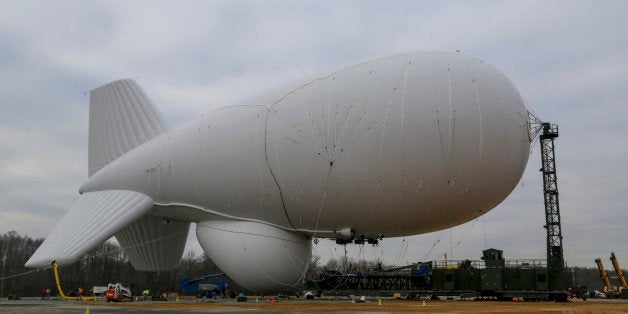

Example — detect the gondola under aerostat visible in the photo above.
[26,52,540,292]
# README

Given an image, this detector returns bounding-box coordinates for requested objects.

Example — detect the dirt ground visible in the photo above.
[96,298,628,313]
[3,298,628,313]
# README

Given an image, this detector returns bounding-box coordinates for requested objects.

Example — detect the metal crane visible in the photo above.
[610,252,627,288]
[595,258,612,292]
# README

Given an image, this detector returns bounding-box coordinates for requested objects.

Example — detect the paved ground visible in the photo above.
[1,297,628,313]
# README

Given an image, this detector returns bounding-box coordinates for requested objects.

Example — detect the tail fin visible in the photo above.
[88,79,168,177]
[25,190,154,268]
[115,216,189,271]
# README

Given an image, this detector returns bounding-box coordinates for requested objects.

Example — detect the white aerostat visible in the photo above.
[26,52,537,292]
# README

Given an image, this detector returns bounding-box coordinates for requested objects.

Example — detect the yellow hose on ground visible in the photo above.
[52,262,93,301]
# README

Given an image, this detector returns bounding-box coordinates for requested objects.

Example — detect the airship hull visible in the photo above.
[81,52,530,238]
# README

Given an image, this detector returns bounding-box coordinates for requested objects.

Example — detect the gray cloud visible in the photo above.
[1,0,627,268]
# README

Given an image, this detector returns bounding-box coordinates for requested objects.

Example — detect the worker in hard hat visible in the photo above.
[142,289,150,301]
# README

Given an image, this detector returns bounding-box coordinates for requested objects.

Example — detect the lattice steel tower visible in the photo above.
[539,123,565,289]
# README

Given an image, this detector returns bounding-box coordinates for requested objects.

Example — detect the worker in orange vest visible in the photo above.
[77,285,84,300]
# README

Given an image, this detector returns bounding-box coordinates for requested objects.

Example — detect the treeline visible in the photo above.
[1,230,621,297]
[0,231,246,297]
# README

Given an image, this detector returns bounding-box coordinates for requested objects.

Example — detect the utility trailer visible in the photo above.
[314,248,572,301]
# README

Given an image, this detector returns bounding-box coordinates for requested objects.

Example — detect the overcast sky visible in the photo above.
[1,1,627,269]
